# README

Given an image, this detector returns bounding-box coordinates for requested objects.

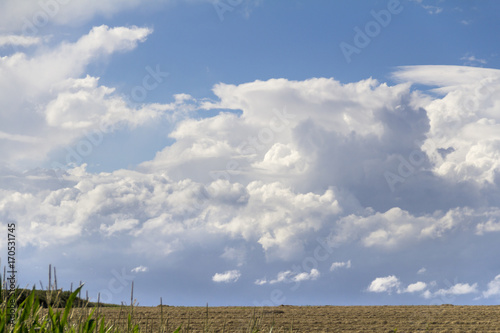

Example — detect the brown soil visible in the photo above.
[90,305,500,332]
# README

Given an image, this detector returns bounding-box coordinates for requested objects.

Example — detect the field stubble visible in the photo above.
[94,304,500,332]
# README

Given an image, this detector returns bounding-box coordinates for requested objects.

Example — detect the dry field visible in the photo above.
[93,305,500,332]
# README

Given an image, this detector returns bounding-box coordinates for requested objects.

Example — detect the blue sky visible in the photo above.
[1,0,500,307]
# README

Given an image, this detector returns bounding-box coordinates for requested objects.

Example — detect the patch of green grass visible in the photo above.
[0,284,109,333]
[1,282,281,332]
[1,288,117,309]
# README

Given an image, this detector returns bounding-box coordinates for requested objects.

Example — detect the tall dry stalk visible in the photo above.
[54,266,58,291]
[48,264,52,291]
[131,281,134,309]
[160,297,164,333]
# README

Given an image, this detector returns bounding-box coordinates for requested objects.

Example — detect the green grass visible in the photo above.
[1,284,105,333]
[0,283,280,333]
[1,288,117,309]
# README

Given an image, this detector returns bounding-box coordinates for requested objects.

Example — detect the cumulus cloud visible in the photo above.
[6,66,500,249]
[367,275,427,294]
[3,60,500,304]
[131,265,148,273]
[141,76,417,191]
[421,5,442,14]
[424,283,478,298]
[331,207,475,250]
[0,164,340,262]
[367,275,401,294]
[252,143,308,174]
[0,34,42,47]
[404,281,427,293]
[268,271,292,284]
[393,66,500,189]
[254,278,267,286]
[256,268,320,285]
[367,275,488,300]
[212,270,241,283]
[461,54,487,66]
[476,219,500,235]
[293,269,320,282]
[482,275,500,298]
[410,0,443,15]
[330,260,351,271]
[100,218,139,236]
[6,66,500,256]
[0,25,177,166]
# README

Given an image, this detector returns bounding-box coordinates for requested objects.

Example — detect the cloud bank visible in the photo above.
[2,21,500,305]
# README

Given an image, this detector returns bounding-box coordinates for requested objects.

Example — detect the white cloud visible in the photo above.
[330,260,351,271]
[368,276,428,295]
[3,67,500,257]
[411,0,442,15]
[392,65,499,93]
[422,5,442,14]
[433,283,479,297]
[332,207,470,250]
[100,218,139,236]
[142,76,413,187]
[254,278,267,285]
[476,219,500,235]
[0,164,342,262]
[0,34,42,47]
[293,269,320,282]
[461,55,487,66]
[417,267,426,275]
[405,281,427,293]
[2,62,500,305]
[392,66,500,185]
[482,275,500,298]
[256,268,320,285]
[367,275,401,294]
[269,271,292,284]
[252,143,308,174]
[0,131,39,143]
[212,270,241,283]
[131,265,148,273]
[0,25,167,165]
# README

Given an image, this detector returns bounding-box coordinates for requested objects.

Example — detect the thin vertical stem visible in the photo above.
[54,266,58,291]
[95,292,101,333]
[130,281,134,309]
[160,297,163,333]
[48,264,52,291]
